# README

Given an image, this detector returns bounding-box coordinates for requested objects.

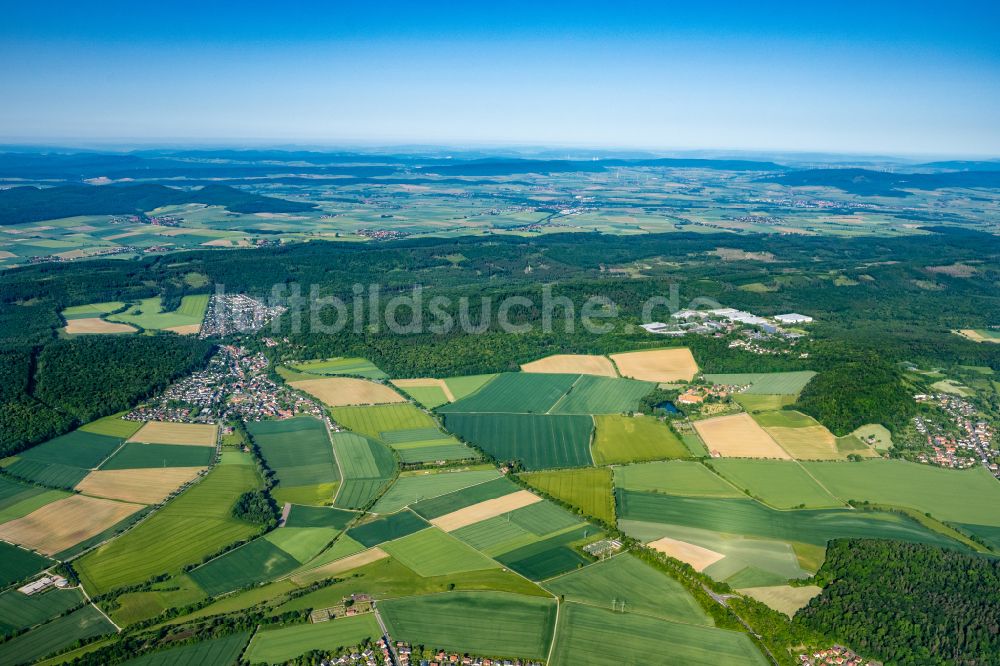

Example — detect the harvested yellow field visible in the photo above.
[64,318,137,335]
[610,348,698,382]
[764,425,840,460]
[521,354,618,377]
[291,547,389,585]
[431,490,541,532]
[75,467,204,504]
[648,536,725,571]
[693,413,791,459]
[0,494,142,555]
[956,329,1000,344]
[738,585,822,617]
[391,378,456,402]
[291,377,406,407]
[163,323,201,335]
[129,421,217,446]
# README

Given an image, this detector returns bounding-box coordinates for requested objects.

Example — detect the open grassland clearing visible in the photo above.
[549,602,767,666]
[751,409,860,460]
[610,347,699,382]
[245,615,380,664]
[120,632,250,666]
[110,574,206,626]
[106,294,208,333]
[544,553,711,625]
[0,494,142,555]
[61,301,125,319]
[0,541,51,587]
[0,586,85,636]
[592,414,689,464]
[288,356,388,379]
[347,510,428,547]
[443,412,593,470]
[292,377,405,406]
[189,536,301,597]
[372,469,499,514]
[99,442,213,469]
[703,371,817,395]
[128,421,217,446]
[63,317,137,334]
[411,476,520,519]
[521,353,618,377]
[76,467,204,504]
[851,423,893,451]
[738,584,822,617]
[430,490,541,532]
[735,393,797,412]
[442,373,497,400]
[616,490,969,551]
[614,460,741,497]
[802,459,1000,526]
[382,526,500,576]
[248,417,339,494]
[0,604,117,666]
[437,372,579,414]
[79,413,144,439]
[380,591,556,661]
[548,375,655,414]
[709,460,844,508]
[75,458,261,594]
[694,413,791,459]
[520,467,615,524]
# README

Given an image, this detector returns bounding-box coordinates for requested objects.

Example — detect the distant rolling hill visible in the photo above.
[762,168,1000,196]
[0,183,316,226]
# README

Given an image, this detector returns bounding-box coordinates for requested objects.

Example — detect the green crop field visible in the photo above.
[99,442,213,469]
[399,384,449,408]
[702,371,817,395]
[0,605,116,666]
[382,527,500,576]
[592,414,689,464]
[79,413,145,439]
[549,603,767,666]
[264,527,338,562]
[106,294,209,331]
[379,591,556,660]
[284,504,355,529]
[379,427,446,444]
[189,537,301,596]
[329,431,396,509]
[508,500,583,535]
[750,409,820,428]
[395,442,477,464]
[0,477,69,523]
[75,459,262,594]
[18,430,122,468]
[520,468,614,524]
[443,374,498,400]
[544,553,710,625]
[330,403,437,438]
[410,477,520,519]
[549,375,655,414]
[443,413,593,470]
[0,586,85,636]
[372,469,499,513]
[494,525,596,580]
[802,460,1000,526]
[614,460,742,497]
[0,542,51,587]
[245,615,380,664]
[346,510,428,547]
[734,393,797,412]
[710,460,844,508]
[248,417,339,490]
[616,490,969,549]
[451,516,542,556]
[4,458,91,488]
[122,632,250,666]
[288,357,387,379]
[438,372,579,413]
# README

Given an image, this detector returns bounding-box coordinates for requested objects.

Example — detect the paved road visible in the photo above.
[372,604,399,666]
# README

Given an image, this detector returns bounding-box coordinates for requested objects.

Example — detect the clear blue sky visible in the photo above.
[2,1,999,156]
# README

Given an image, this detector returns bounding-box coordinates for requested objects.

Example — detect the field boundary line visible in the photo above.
[545,374,584,415]
[78,582,121,632]
[545,597,561,665]
[326,418,347,505]
[94,439,129,471]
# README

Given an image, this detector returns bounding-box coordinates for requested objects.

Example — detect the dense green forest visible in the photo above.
[796,539,1000,665]
[1,228,997,449]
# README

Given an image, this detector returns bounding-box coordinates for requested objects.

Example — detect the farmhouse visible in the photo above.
[775,313,813,324]
[17,575,68,595]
